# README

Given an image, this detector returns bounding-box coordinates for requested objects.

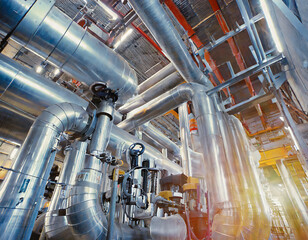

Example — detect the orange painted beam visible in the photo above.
[164,109,179,120]
[163,0,229,97]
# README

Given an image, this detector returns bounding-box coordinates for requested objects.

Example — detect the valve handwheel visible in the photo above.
[129,143,145,157]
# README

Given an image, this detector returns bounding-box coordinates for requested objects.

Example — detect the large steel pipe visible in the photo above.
[128,0,213,90]
[137,63,176,94]
[0,0,137,103]
[119,72,183,114]
[0,103,90,240]
[45,141,87,240]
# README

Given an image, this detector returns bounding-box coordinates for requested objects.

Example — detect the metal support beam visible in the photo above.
[207,54,284,95]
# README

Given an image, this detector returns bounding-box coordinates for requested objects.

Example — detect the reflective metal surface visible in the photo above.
[0,103,90,239]
[0,0,137,103]
[45,141,87,240]
[141,123,180,157]
[137,63,176,94]
[0,54,88,116]
[128,0,213,90]
[178,103,192,176]
[119,72,183,114]
[150,215,187,240]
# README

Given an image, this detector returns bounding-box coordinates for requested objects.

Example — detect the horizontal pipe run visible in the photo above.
[206,54,284,95]
[0,0,137,103]
[140,123,181,157]
[137,63,176,94]
[119,71,183,114]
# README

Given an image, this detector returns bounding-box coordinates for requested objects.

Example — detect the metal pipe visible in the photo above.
[109,125,182,174]
[0,102,90,240]
[119,72,183,114]
[107,167,120,240]
[276,160,308,239]
[178,103,192,176]
[117,83,195,131]
[140,122,181,157]
[128,0,213,90]
[137,63,176,94]
[0,54,88,116]
[45,141,87,240]
[0,0,137,103]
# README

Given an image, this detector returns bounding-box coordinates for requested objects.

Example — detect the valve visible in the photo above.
[129,142,145,168]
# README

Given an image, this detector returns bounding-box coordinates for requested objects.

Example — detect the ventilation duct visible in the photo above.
[0,0,137,103]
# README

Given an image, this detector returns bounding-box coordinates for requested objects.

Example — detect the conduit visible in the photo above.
[0,103,91,240]
[0,0,137,103]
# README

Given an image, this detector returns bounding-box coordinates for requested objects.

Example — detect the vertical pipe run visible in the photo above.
[45,141,87,240]
[0,103,90,240]
[179,103,192,176]
[107,167,120,240]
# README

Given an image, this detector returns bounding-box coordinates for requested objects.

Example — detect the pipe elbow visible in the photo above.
[37,103,90,134]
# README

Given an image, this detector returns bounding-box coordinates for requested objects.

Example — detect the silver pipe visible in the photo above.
[276,160,308,239]
[0,0,137,103]
[140,122,181,157]
[137,63,176,94]
[117,83,195,131]
[65,100,114,239]
[45,141,87,240]
[128,0,213,90]
[0,103,90,240]
[64,101,150,239]
[109,125,182,174]
[178,103,192,176]
[119,72,183,114]
[0,54,88,116]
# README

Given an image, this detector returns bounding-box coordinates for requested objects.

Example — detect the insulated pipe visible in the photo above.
[0,0,137,103]
[119,72,183,114]
[0,54,88,115]
[117,83,271,239]
[128,0,213,90]
[64,101,150,239]
[109,125,182,174]
[45,141,87,240]
[178,103,192,176]
[0,102,90,240]
[137,63,176,94]
[118,83,232,206]
[140,122,181,157]
[0,53,180,172]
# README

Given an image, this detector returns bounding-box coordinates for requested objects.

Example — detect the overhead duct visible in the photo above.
[0,103,91,239]
[128,0,213,90]
[0,0,137,103]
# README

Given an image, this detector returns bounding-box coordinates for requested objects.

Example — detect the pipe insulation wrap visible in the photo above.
[0,0,138,103]
[128,0,213,90]
[0,103,90,240]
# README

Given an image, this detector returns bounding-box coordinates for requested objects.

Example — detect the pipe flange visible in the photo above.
[78,110,97,141]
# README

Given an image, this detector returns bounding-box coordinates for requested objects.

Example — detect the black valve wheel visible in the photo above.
[129,143,145,157]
